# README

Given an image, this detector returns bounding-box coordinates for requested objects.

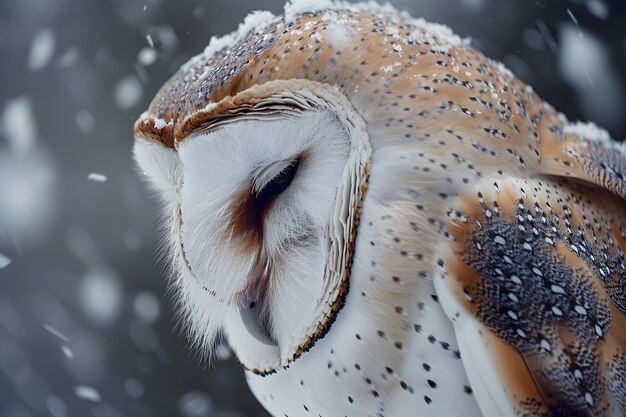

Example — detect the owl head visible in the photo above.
[134,0,471,373]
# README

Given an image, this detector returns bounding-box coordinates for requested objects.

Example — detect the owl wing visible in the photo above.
[434,130,626,417]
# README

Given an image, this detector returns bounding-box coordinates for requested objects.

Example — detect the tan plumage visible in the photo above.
[134,2,626,416]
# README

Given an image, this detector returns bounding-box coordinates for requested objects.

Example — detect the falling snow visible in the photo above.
[2,96,37,153]
[61,345,74,359]
[215,343,233,361]
[566,8,578,25]
[0,252,11,269]
[138,47,157,66]
[75,109,95,133]
[87,172,107,182]
[122,230,142,251]
[124,377,145,399]
[178,391,214,417]
[46,395,68,417]
[43,324,70,342]
[559,24,624,130]
[113,75,143,109]
[197,10,276,66]
[74,385,102,402]
[78,268,123,325]
[57,46,79,68]
[28,29,56,71]
[586,0,609,20]
[133,291,161,323]
[459,0,485,11]
[153,118,170,129]
[0,96,57,246]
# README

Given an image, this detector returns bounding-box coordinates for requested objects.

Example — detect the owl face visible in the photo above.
[135,82,371,372]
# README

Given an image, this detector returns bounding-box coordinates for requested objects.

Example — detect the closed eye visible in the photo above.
[256,159,299,205]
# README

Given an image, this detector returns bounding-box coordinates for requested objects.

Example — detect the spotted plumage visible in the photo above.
[133,1,626,416]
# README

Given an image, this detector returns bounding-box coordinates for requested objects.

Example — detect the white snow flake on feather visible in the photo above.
[28,29,56,71]
[311,31,323,42]
[286,1,467,52]
[565,121,625,156]
[203,102,219,112]
[386,26,400,38]
[326,21,352,46]
[565,121,612,143]
[197,10,276,66]
[189,0,468,71]
[490,59,514,79]
[406,20,468,52]
[284,0,335,19]
[380,62,401,74]
[87,173,107,183]
[237,10,277,35]
[153,118,170,129]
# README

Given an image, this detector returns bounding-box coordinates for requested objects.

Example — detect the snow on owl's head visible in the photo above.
[134,79,371,372]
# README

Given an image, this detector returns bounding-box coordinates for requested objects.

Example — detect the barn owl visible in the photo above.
[133,1,626,416]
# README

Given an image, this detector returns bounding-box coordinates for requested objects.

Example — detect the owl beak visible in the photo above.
[237,266,277,346]
[238,296,277,347]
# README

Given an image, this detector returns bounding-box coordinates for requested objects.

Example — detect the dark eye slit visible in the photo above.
[256,159,300,205]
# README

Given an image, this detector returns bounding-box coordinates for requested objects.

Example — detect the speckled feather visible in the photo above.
[135,2,626,416]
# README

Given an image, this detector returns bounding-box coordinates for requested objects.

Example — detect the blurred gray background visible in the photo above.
[0,0,624,416]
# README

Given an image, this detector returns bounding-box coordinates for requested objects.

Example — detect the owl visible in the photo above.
[133,1,626,416]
